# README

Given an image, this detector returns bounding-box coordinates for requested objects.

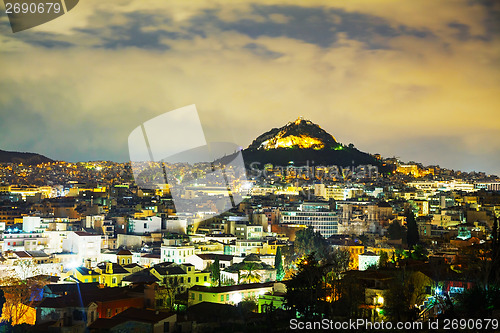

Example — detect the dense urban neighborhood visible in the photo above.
[0,124,499,333]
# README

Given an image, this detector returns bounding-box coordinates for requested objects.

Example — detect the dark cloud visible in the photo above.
[2,4,435,51]
[90,13,175,50]
[28,37,73,48]
[448,22,471,41]
[188,5,432,49]
[243,43,283,59]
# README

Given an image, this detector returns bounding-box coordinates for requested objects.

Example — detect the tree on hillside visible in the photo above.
[458,214,500,288]
[285,254,326,319]
[209,256,221,287]
[157,276,180,310]
[13,259,40,281]
[379,251,389,268]
[221,275,236,286]
[387,221,405,240]
[0,276,45,326]
[294,227,329,261]
[240,262,261,284]
[280,245,296,278]
[385,269,427,321]
[411,245,428,261]
[454,286,500,318]
[275,247,285,281]
[323,248,350,305]
[406,211,419,247]
[324,248,350,281]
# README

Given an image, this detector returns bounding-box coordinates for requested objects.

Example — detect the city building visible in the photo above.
[280,202,338,238]
[62,231,101,265]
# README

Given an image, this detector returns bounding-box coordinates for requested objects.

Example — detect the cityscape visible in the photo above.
[0,116,499,332]
[1,0,500,332]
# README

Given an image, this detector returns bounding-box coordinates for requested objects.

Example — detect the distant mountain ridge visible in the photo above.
[0,149,54,165]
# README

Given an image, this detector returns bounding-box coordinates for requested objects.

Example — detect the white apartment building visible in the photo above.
[22,216,50,233]
[43,230,69,254]
[2,231,47,251]
[128,216,162,234]
[161,243,195,264]
[62,231,101,265]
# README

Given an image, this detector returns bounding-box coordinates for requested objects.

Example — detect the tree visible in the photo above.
[385,270,428,321]
[239,298,258,313]
[458,216,500,289]
[285,254,326,319]
[240,262,262,284]
[13,259,39,281]
[0,276,45,326]
[406,211,419,247]
[294,227,315,257]
[0,288,6,332]
[209,256,221,287]
[335,272,364,318]
[323,248,350,305]
[294,227,329,261]
[0,289,5,317]
[379,251,389,268]
[323,248,350,281]
[221,275,236,286]
[160,276,180,310]
[454,286,500,318]
[280,245,297,280]
[411,245,428,261]
[387,221,405,240]
[275,247,285,281]
[487,214,500,286]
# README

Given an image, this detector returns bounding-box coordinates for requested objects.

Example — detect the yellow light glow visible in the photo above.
[264,135,325,150]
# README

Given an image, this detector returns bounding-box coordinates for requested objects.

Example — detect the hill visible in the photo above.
[220,117,382,168]
[0,149,54,165]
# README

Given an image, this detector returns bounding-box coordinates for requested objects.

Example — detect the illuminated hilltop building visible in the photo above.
[396,164,434,177]
[250,117,340,151]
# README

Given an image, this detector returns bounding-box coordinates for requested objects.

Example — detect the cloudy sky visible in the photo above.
[0,0,499,175]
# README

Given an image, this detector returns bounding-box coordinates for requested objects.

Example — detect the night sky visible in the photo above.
[0,0,499,175]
